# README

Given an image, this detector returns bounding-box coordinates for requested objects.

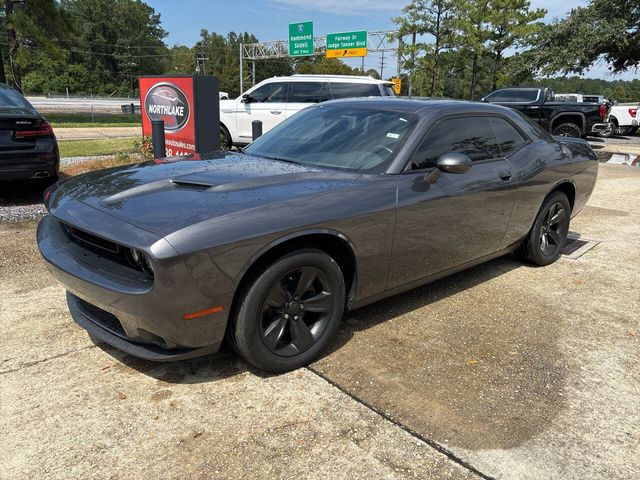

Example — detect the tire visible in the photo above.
[615,125,635,136]
[552,122,581,138]
[231,248,346,373]
[599,121,615,138]
[517,191,571,266]
[219,124,232,151]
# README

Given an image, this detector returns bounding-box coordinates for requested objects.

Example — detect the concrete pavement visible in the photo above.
[1,163,638,479]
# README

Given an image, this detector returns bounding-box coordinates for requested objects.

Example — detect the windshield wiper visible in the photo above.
[264,156,301,165]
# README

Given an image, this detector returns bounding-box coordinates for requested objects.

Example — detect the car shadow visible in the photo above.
[0,181,47,207]
[96,253,527,385]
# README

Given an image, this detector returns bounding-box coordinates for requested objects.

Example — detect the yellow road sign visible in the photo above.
[326,47,367,58]
[391,77,401,94]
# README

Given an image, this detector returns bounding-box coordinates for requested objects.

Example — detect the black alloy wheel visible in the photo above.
[260,266,334,357]
[539,201,568,257]
[231,248,345,372]
[517,191,571,266]
[552,123,581,138]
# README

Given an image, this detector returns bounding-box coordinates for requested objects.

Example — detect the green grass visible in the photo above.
[46,113,141,128]
[58,137,139,158]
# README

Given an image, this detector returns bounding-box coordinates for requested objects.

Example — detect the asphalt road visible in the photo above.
[1,164,639,479]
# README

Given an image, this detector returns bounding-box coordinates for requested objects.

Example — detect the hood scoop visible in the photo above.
[171,179,214,189]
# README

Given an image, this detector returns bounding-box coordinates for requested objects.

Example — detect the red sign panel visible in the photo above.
[139,76,196,157]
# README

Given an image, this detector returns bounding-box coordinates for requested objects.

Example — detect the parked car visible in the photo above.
[219,74,396,148]
[0,83,59,184]
[483,87,610,138]
[219,91,229,100]
[38,98,597,372]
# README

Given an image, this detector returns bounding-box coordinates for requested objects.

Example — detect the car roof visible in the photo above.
[315,96,520,117]
[263,75,392,85]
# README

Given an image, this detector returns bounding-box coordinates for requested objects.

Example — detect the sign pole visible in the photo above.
[239,43,244,94]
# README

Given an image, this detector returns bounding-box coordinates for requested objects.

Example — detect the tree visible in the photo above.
[486,0,545,91]
[516,0,640,76]
[1,0,69,92]
[455,0,491,99]
[393,0,427,96]
[295,57,360,76]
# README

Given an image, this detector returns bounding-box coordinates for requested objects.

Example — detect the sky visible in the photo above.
[148,0,635,81]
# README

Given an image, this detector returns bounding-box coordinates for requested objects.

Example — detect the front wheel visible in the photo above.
[517,191,571,266]
[231,249,345,373]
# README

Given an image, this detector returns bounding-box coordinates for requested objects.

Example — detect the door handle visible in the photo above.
[270,110,282,115]
[499,169,512,180]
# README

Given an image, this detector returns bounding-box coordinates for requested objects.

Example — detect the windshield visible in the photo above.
[244,104,417,173]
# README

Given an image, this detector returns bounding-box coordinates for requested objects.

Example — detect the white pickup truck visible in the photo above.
[607,104,639,136]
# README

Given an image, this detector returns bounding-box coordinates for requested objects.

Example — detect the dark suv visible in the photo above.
[0,84,59,183]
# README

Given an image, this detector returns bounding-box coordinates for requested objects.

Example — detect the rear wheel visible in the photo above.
[552,122,581,138]
[615,125,636,136]
[231,249,345,373]
[219,125,232,150]
[517,191,571,266]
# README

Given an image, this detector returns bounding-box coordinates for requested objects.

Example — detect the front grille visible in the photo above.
[66,225,120,254]
[76,297,126,337]
[61,222,153,279]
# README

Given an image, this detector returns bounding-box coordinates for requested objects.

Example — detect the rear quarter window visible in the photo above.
[330,82,382,99]
[486,89,540,103]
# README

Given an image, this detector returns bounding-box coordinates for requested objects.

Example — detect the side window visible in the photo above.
[289,82,331,103]
[330,82,381,99]
[249,82,288,103]
[489,117,527,156]
[486,89,539,102]
[410,117,501,170]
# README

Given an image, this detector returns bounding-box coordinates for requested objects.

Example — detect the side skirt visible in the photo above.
[350,245,519,311]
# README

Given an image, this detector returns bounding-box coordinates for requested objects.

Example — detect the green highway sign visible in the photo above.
[289,21,314,57]
[326,30,367,58]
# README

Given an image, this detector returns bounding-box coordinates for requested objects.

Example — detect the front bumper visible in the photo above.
[67,292,219,361]
[37,206,233,361]
[0,140,59,181]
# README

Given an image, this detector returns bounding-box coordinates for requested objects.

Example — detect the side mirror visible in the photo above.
[241,93,252,103]
[437,152,472,174]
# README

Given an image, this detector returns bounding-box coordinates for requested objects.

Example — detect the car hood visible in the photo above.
[53,153,363,233]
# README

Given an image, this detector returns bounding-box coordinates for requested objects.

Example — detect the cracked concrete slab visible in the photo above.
[313,164,640,479]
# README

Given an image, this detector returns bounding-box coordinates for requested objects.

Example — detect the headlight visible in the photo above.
[127,248,153,275]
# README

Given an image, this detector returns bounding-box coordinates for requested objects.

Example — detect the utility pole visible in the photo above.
[408,30,416,97]
[195,53,208,75]
[239,43,243,94]
[379,51,385,79]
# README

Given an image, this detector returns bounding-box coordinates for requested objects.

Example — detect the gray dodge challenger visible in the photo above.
[37,98,598,372]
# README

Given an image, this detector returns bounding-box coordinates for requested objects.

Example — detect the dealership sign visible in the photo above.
[139,75,220,157]
[289,21,314,57]
[326,31,367,58]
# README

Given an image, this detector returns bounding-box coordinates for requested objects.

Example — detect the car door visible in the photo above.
[388,115,522,288]
[236,81,289,143]
[284,81,330,119]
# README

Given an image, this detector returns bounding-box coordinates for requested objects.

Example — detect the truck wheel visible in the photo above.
[220,125,232,150]
[615,126,635,136]
[599,122,615,138]
[552,123,581,138]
